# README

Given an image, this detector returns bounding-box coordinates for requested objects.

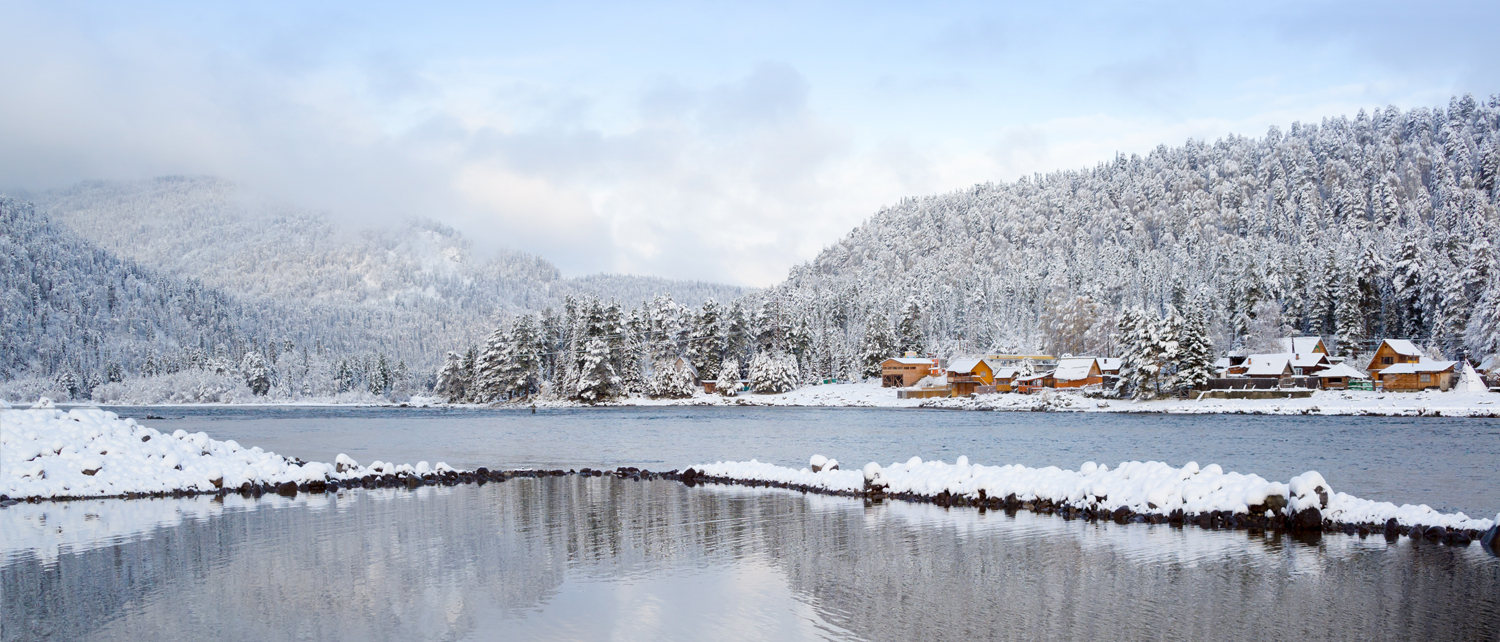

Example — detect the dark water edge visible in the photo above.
[4,477,1498,642]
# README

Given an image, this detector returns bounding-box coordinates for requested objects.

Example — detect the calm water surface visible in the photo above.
[3,407,1498,641]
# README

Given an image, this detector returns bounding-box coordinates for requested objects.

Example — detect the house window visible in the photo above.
[1420,374,1431,383]
[1382,357,1393,365]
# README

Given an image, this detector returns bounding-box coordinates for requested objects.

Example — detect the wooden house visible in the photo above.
[1241,354,1294,379]
[991,367,1019,393]
[1314,363,1367,390]
[1366,339,1424,374]
[946,358,996,396]
[1289,352,1330,376]
[1372,360,1457,392]
[1052,357,1103,388]
[1475,354,1499,375]
[1014,371,1055,394]
[1096,358,1121,376]
[881,356,935,388]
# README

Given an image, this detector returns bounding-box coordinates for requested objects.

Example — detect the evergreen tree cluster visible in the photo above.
[754,95,1500,382]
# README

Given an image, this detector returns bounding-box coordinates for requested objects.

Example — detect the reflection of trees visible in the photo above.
[3,479,1497,642]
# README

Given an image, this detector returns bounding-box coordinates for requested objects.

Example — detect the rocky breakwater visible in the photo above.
[682,455,1498,550]
[0,403,687,504]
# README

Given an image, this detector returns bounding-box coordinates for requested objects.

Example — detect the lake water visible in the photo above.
[4,407,1499,640]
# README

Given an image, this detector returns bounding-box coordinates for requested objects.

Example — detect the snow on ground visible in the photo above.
[559,379,1500,417]
[690,455,1497,533]
[0,402,444,500]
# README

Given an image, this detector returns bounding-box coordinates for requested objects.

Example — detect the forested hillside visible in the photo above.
[442,95,1500,403]
[768,95,1500,371]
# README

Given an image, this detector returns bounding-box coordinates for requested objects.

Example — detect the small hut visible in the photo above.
[1314,363,1368,390]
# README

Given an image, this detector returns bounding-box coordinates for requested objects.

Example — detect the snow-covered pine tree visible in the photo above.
[647,357,697,399]
[687,299,725,380]
[240,351,271,396]
[1172,305,1214,394]
[897,299,925,354]
[504,314,543,399]
[715,358,740,396]
[1334,273,1364,356]
[1112,309,1142,398]
[434,351,467,402]
[574,337,619,402]
[473,323,510,402]
[859,313,897,379]
[749,351,798,393]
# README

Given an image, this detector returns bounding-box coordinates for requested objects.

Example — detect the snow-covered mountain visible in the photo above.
[27,177,749,313]
[1,177,751,395]
[757,95,1500,376]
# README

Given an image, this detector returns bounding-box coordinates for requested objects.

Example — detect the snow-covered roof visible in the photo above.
[1316,363,1368,379]
[1477,354,1500,371]
[1097,358,1121,371]
[948,358,985,374]
[1378,361,1457,375]
[1381,339,1424,356]
[1244,355,1292,376]
[1278,337,1324,354]
[1290,352,1328,368]
[885,357,933,366]
[992,367,1019,379]
[1053,357,1099,382]
[1213,357,1231,370]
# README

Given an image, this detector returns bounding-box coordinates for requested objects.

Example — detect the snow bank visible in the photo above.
[688,456,1495,533]
[0,405,444,500]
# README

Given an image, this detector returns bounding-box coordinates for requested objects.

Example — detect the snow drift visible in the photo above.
[0,403,436,500]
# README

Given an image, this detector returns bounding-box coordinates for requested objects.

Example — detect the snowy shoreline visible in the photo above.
[4,404,1497,553]
[11,380,1499,417]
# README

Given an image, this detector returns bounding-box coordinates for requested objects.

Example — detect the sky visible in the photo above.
[2,1,1498,287]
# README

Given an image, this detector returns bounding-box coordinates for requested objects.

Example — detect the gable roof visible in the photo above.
[1381,339,1424,357]
[1278,337,1324,354]
[1213,357,1231,370]
[1316,363,1368,379]
[1378,360,1457,375]
[1053,357,1100,381]
[1097,358,1121,371]
[1289,352,1329,368]
[883,357,933,366]
[948,358,986,375]
[992,367,1019,379]
[1244,354,1293,376]
[1475,354,1499,371]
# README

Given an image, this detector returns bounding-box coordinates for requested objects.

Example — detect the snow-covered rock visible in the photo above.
[0,408,398,500]
[689,455,1494,533]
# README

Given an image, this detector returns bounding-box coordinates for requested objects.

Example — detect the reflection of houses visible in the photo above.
[1366,339,1424,374]
[946,358,995,396]
[881,355,937,388]
[1052,357,1103,388]
[1372,360,1457,391]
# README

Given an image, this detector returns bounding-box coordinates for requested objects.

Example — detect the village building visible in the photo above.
[1240,354,1294,380]
[1014,371,1055,393]
[1372,360,1458,392]
[1278,336,1328,355]
[1475,354,1500,375]
[1365,339,1425,374]
[1289,352,1330,376]
[991,367,1019,393]
[1052,357,1103,388]
[1314,363,1368,390]
[881,355,937,388]
[946,358,995,396]
[1096,358,1121,376]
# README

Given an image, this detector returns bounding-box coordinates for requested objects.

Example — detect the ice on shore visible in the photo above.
[691,456,1494,532]
[1,406,382,500]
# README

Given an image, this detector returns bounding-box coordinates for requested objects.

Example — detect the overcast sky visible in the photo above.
[3,1,1497,286]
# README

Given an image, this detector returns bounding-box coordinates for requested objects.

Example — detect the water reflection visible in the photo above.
[3,478,1497,642]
